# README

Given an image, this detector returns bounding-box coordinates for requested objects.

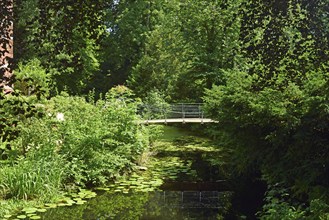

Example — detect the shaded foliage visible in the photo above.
[128,0,243,101]
[204,0,329,218]
[14,0,108,94]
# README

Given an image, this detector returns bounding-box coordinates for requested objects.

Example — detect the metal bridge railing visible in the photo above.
[140,103,205,120]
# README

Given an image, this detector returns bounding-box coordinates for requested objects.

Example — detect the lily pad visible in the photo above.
[22,207,38,214]
[45,203,57,208]
[76,200,86,205]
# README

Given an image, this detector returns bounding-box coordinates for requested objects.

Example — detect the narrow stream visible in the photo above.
[15,126,236,219]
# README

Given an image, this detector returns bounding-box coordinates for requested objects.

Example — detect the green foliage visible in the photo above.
[204,67,329,194]
[203,2,329,217]
[259,186,329,219]
[7,0,329,218]
[10,86,149,187]
[309,199,329,220]
[0,155,65,200]
[240,0,329,86]
[140,90,170,120]
[15,0,107,94]
[95,0,165,94]
[128,0,243,101]
[0,60,48,161]
[14,59,50,97]
[259,185,306,220]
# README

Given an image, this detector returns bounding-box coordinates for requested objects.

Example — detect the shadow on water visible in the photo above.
[33,125,265,220]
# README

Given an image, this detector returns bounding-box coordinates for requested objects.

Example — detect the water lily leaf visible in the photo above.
[85,194,97,199]
[65,199,75,204]
[45,203,57,208]
[30,216,41,219]
[17,215,27,219]
[76,200,86,205]
[36,209,47,213]
[22,208,38,214]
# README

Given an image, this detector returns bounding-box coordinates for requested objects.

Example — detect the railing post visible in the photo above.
[147,105,150,120]
[164,103,167,121]
[161,103,164,119]
[182,103,185,119]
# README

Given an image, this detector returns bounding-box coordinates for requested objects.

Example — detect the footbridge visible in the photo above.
[139,103,218,124]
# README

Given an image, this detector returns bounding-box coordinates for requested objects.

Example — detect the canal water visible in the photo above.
[22,126,236,219]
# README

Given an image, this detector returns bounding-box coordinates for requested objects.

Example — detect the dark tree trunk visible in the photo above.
[0,0,13,93]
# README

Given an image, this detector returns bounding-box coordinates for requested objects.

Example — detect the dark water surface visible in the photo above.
[40,190,232,220]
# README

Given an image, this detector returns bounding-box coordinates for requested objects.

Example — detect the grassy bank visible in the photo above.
[0,87,151,217]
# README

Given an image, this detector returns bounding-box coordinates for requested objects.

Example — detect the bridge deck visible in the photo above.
[140,118,218,124]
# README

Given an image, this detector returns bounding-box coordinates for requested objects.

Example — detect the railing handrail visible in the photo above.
[139,103,207,120]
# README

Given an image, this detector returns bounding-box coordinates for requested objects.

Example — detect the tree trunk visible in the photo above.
[0,0,14,94]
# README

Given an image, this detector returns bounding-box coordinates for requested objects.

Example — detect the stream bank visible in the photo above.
[6,126,265,219]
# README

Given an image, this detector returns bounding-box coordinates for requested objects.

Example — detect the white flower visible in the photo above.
[55,140,63,145]
[56,113,65,121]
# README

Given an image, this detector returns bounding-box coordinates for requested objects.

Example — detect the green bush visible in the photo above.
[14,59,50,97]
[11,86,149,187]
[259,186,306,220]
[140,90,171,120]
[204,68,329,212]
[0,59,48,161]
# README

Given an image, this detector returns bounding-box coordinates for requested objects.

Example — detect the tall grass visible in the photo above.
[0,156,66,200]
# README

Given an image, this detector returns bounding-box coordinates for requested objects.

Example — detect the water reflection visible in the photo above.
[38,127,233,219]
[142,190,231,220]
[40,190,232,220]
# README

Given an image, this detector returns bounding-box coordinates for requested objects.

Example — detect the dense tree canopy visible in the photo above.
[14,0,109,94]
[128,0,243,101]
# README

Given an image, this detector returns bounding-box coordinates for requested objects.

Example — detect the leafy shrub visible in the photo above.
[204,68,329,210]
[140,89,171,120]
[14,59,50,97]
[0,59,48,161]
[258,185,306,220]
[11,86,149,187]
[309,199,329,220]
[259,186,329,220]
